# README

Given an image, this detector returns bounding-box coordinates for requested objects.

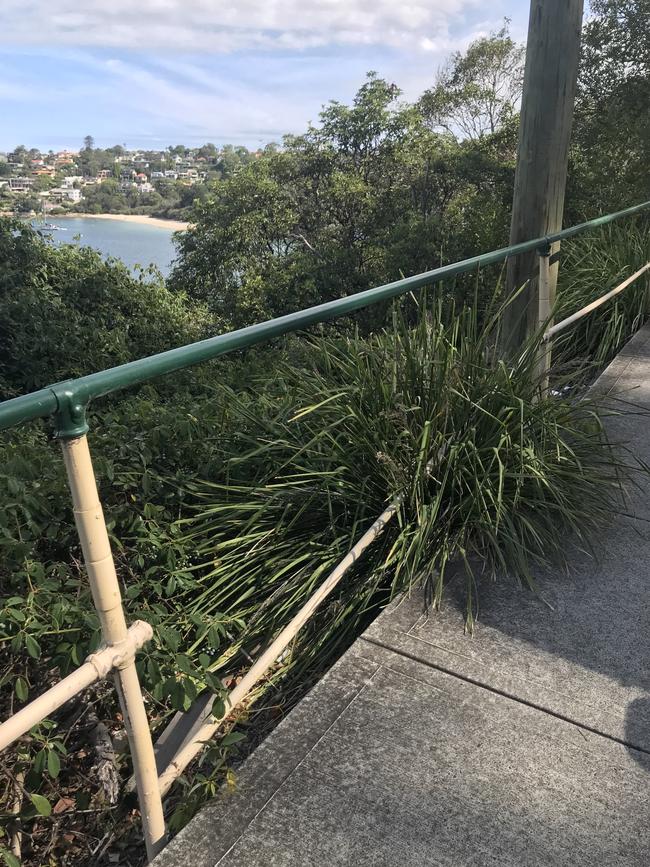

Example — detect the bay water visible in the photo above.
[33,216,179,277]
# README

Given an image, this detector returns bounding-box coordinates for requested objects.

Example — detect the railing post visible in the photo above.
[54,391,166,862]
[537,245,553,392]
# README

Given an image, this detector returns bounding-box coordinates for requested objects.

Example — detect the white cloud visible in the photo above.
[0,0,481,53]
[100,57,294,137]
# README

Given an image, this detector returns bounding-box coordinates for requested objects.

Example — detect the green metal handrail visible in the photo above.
[1,199,648,437]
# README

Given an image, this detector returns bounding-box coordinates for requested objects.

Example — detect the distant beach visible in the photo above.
[60,212,190,231]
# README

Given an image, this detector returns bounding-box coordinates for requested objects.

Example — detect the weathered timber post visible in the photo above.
[501,0,584,354]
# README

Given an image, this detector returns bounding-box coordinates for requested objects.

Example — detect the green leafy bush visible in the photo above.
[0,218,208,398]
[1,214,647,859]
[3,294,640,841]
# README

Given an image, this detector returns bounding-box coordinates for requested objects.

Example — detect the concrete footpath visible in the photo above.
[154,326,650,867]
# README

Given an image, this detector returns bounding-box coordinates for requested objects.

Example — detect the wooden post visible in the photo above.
[501,0,584,354]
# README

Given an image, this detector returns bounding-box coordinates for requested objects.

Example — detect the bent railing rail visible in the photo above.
[0,199,649,861]
[544,261,650,341]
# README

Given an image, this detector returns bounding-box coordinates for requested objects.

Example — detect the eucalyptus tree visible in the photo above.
[419,21,525,141]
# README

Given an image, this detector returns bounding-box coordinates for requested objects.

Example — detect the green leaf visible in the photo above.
[1,848,21,867]
[47,749,61,779]
[174,654,193,676]
[221,732,247,747]
[158,625,181,652]
[25,634,41,659]
[33,749,46,775]
[15,677,28,701]
[211,697,226,719]
[170,681,187,712]
[206,624,221,650]
[29,793,52,816]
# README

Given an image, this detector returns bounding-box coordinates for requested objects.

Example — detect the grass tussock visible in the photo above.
[553,220,650,377]
[176,294,639,675]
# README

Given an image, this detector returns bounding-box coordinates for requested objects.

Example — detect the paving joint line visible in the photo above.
[361,635,650,757]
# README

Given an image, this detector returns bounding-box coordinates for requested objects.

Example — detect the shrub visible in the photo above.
[0,217,207,398]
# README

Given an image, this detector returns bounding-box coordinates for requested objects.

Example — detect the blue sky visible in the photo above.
[0,1,529,152]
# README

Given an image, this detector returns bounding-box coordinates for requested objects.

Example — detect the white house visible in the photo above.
[8,177,35,192]
[62,175,83,188]
[50,186,83,203]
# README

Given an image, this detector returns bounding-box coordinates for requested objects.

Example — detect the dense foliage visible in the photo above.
[170,71,517,330]
[0,219,206,398]
[568,0,650,216]
[554,219,650,378]
[171,6,649,330]
[2,270,645,862]
[419,22,525,139]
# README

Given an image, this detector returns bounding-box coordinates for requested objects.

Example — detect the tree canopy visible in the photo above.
[169,10,648,329]
[419,21,524,140]
[568,0,650,215]
[171,73,517,329]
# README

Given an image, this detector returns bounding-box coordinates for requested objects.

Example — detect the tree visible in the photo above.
[171,74,512,330]
[32,174,55,192]
[9,145,28,167]
[420,21,525,140]
[197,143,218,160]
[79,178,127,213]
[83,135,95,151]
[568,0,650,215]
[12,194,41,214]
[214,145,253,178]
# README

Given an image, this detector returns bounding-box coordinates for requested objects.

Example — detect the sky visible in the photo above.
[0,1,530,152]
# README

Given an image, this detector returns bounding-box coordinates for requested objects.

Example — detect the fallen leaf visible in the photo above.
[53,797,75,814]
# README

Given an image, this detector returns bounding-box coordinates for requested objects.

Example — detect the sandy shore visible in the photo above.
[59,212,190,231]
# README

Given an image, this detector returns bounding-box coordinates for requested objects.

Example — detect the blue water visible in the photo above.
[33,216,180,277]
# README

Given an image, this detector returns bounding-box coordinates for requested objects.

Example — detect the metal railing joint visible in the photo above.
[51,380,91,439]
